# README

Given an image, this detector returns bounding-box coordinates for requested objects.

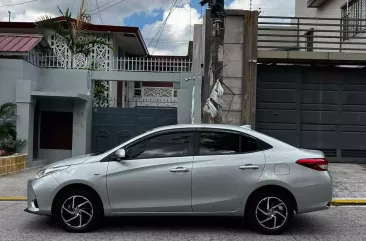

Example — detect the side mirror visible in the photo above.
[114,148,126,161]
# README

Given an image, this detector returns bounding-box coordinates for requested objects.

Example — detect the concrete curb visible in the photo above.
[1,197,366,205]
[0,196,27,201]
[331,199,366,206]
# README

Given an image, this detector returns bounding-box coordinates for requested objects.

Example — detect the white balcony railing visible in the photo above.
[33,54,192,73]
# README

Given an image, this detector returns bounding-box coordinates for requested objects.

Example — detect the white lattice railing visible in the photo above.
[131,87,178,108]
[34,54,192,73]
[141,87,175,98]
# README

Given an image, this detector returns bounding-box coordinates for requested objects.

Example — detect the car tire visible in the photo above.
[246,190,294,235]
[53,189,103,233]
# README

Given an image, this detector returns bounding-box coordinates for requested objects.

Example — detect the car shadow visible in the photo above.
[31,214,327,235]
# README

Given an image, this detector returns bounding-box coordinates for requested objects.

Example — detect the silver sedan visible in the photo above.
[25,124,332,234]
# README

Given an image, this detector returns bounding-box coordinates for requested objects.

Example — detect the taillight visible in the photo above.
[296,158,328,171]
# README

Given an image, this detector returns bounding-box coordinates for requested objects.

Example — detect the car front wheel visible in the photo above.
[246,191,294,235]
[53,189,103,232]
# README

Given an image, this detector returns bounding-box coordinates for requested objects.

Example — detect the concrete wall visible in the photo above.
[222,13,245,125]
[38,68,90,94]
[295,0,318,17]
[0,59,34,104]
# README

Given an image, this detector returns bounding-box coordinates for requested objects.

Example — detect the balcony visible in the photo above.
[307,0,329,8]
[27,54,192,73]
[257,16,366,64]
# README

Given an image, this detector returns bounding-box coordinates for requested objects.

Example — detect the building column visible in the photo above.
[72,97,93,157]
[16,79,35,166]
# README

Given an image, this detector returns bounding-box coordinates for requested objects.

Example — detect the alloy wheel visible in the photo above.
[61,195,94,229]
[255,197,288,230]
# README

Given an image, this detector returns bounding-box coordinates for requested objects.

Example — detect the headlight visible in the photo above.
[34,165,70,179]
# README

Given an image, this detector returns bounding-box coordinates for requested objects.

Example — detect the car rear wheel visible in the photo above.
[53,189,103,232]
[246,191,294,235]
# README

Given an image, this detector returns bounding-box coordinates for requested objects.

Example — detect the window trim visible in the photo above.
[109,129,196,161]
[194,128,262,156]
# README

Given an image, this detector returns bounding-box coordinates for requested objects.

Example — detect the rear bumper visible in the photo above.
[293,171,333,214]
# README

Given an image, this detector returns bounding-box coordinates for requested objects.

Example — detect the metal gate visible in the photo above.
[256,65,366,163]
[91,107,177,153]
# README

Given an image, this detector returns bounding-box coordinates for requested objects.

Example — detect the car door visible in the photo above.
[192,129,266,212]
[107,130,194,213]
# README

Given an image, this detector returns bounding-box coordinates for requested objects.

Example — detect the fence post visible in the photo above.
[340,18,343,52]
[297,18,300,49]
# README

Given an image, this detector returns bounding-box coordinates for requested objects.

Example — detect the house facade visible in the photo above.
[295,0,366,52]
[0,18,201,166]
[194,9,366,163]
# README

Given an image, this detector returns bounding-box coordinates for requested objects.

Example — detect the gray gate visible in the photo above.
[256,65,366,163]
[92,107,177,153]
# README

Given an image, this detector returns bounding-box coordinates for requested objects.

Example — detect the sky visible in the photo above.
[0,0,295,55]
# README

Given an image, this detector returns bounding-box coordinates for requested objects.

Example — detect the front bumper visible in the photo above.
[25,174,59,216]
[24,207,40,215]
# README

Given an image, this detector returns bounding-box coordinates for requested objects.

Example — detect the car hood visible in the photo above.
[43,154,92,169]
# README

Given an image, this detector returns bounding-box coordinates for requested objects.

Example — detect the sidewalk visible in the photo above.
[329,163,366,199]
[0,163,365,201]
[0,167,41,198]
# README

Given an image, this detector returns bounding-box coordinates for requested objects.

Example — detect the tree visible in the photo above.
[35,0,112,65]
[0,103,26,156]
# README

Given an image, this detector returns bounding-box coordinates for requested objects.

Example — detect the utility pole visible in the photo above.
[200,0,226,123]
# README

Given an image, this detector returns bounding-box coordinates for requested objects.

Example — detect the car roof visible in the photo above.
[152,124,246,132]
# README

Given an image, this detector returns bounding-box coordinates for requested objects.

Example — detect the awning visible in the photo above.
[0,34,43,53]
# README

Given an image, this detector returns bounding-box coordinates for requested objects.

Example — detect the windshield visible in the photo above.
[90,129,153,156]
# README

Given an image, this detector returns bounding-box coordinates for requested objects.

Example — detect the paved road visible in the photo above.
[0,202,365,241]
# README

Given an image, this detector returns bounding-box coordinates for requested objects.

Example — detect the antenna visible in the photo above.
[250,0,252,11]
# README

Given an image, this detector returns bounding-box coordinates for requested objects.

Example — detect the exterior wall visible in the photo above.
[296,0,342,18]
[222,13,245,125]
[0,59,23,104]
[193,13,244,124]
[38,68,90,94]
[295,0,318,17]
[0,59,92,165]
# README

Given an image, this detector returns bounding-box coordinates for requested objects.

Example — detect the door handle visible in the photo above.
[239,164,259,170]
[170,167,190,173]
